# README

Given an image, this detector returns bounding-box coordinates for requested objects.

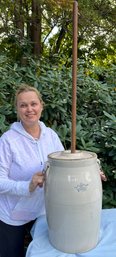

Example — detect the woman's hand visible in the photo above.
[29,172,45,192]
[97,159,107,182]
[100,170,107,181]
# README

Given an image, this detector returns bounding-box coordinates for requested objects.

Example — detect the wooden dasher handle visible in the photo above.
[71,0,78,153]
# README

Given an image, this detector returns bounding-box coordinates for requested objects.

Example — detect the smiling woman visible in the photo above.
[0,83,64,257]
[15,85,44,138]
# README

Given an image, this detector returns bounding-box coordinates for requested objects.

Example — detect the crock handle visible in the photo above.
[43,161,50,177]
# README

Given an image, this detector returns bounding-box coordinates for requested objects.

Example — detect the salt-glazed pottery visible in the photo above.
[44,150,102,253]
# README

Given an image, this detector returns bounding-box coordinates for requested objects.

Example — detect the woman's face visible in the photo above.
[16,91,43,127]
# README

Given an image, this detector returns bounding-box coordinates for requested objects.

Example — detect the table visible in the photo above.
[26,209,116,257]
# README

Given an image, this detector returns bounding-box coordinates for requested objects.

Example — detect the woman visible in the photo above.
[0,84,64,257]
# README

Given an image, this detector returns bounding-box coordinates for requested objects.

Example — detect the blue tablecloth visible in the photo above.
[26,209,116,257]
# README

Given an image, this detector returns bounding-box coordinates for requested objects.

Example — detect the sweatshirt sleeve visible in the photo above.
[50,129,65,151]
[0,136,30,197]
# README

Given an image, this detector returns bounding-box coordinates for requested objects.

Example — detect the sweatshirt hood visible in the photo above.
[10,121,46,141]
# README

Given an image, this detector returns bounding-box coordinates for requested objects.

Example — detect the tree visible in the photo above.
[31,0,41,57]
[0,0,115,64]
[13,0,24,39]
[0,0,42,58]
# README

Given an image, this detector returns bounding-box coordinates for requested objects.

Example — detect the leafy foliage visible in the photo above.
[0,0,116,64]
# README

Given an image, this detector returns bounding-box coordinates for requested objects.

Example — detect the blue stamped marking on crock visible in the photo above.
[74,183,89,192]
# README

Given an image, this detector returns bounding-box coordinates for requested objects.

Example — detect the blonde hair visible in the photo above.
[15,83,44,107]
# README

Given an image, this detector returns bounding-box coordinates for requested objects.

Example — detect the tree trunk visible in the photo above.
[31,0,41,58]
[14,0,24,39]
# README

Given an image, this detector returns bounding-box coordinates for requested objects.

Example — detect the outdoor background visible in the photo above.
[0,0,116,208]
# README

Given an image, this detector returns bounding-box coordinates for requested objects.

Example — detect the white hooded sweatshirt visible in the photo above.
[0,121,64,225]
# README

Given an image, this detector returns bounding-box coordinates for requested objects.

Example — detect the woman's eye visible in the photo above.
[20,104,26,108]
[31,102,37,106]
